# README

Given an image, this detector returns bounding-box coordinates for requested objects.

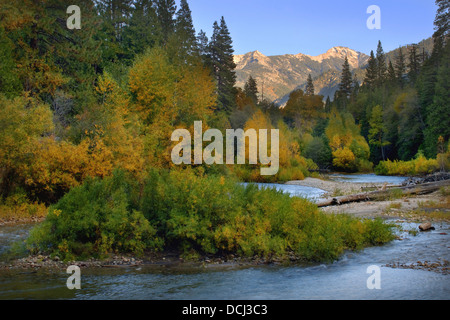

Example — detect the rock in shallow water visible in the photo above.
[419,222,435,231]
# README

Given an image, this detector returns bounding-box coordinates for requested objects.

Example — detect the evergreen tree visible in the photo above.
[338,56,353,99]
[0,27,21,97]
[174,0,198,58]
[376,40,387,85]
[197,30,209,58]
[208,17,237,113]
[395,47,406,88]
[364,50,378,88]
[122,0,161,59]
[424,40,450,156]
[387,60,397,84]
[408,44,420,83]
[156,0,177,44]
[305,74,315,96]
[351,74,360,100]
[433,0,450,41]
[324,96,332,113]
[96,0,134,61]
[244,76,259,104]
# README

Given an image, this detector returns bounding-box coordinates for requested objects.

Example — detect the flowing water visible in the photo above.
[241,182,327,201]
[0,174,448,300]
[327,173,408,184]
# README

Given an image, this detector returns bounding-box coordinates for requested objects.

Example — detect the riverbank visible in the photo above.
[286,177,391,196]
[286,177,450,220]
[0,249,314,271]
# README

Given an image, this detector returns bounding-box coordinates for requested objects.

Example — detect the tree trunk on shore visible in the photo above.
[316,179,450,207]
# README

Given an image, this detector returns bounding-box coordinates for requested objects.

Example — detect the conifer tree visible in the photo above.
[197,30,209,57]
[244,76,259,104]
[387,60,397,84]
[376,40,387,85]
[122,0,161,59]
[208,17,237,113]
[96,0,134,62]
[338,56,352,99]
[156,0,177,44]
[408,44,420,83]
[175,0,198,57]
[395,47,406,88]
[305,74,315,96]
[433,0,449,41]
[424,40,450,156]
[324,96,332,113]
[364,51,378,88]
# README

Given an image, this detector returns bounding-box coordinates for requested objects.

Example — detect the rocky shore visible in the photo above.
[286,177,386,196]
[0,250,311,271]
[385,260,450,275]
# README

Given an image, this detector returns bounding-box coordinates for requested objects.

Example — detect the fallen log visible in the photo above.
[316,179,450,207]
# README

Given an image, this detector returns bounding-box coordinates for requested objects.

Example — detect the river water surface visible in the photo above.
[0,174,448,300]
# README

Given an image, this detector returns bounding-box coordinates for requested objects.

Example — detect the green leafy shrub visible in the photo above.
[26,168,396,262]
[141,169,395,261]
[375,153,439,176]
[26,170,161,260]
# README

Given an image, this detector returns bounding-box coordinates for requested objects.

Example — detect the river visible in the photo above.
[0,174,448,300]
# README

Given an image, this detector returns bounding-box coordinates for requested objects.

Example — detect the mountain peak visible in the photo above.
[233,46,370,102]
[234,50,268,68]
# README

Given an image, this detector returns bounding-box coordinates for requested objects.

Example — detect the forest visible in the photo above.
[0,0,448,261]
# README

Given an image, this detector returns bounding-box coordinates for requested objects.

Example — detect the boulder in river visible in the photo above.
[419,222,435,231]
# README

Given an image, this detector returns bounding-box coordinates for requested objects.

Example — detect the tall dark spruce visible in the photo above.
[208,17,237,113]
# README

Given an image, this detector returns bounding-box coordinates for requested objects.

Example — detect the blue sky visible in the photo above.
[183,0,438,56]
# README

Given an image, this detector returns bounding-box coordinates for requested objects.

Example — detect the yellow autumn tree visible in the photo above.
[235,110,308,182]
[0,94,53,197]
[128,47,216,169]
[325,108,371,172]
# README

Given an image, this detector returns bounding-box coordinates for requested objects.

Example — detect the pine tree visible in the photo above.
[305,74,315,95]
[433,0,449,41]
[424,40,450,156]
[395,47,406,88]
[408,44,420,83]
[387,60,397,84]
[0,27,21,97]
[197,30,209,58]
[324,96,332,113]
[364,50,378,88]
[208,17,237,113]
[156,0,177,44]
[122,0,161,59]
[376,40,387,85]
[351,74,359,98]
[338,56,352,99]
[174,0,198,58]
[244,76,259,104]
[96,0,134,62]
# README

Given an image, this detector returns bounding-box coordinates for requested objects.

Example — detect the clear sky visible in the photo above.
[183,0,438,56]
